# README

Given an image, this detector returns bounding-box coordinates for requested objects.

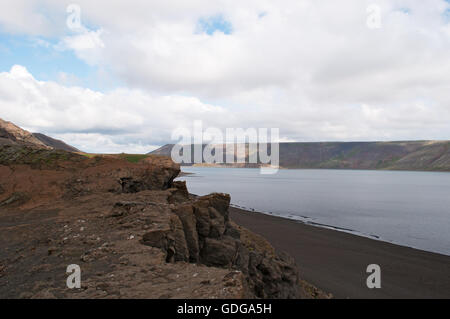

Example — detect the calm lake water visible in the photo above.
[177,167,450,256]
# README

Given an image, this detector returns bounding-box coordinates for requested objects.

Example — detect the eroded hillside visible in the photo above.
[150,141,450,171]
[0,145,325,299]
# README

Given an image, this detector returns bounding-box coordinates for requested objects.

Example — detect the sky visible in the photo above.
[0,0,449,153]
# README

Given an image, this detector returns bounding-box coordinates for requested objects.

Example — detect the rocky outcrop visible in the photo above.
[0,145,180,209]
[137,187,303,298]
[0,144,323,299]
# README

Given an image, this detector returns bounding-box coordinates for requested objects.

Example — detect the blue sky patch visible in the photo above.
[0,33,90,79]
[258,12,267,19]
[197,14,232,35]
[445,0,450,22]
[0,33,120,91]
[396,8,411,14]
[444,8,450,21]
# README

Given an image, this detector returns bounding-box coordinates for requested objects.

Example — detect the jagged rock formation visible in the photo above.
[0,145,325,299]
[142,187,303,298]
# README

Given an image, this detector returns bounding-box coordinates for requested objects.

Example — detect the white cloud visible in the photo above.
[56,0,450,99]
[0,1,449,151]
[52,133,161,154]
[0,66,230,152]
[0,0,53,35]
[56,28,105,65]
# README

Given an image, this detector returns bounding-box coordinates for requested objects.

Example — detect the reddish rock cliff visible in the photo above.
[0,145,325,299]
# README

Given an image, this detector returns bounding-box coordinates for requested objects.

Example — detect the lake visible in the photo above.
[177,167,450,256]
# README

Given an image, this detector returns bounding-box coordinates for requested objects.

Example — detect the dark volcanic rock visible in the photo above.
[146,192,306,298]
[142,229,170,249]
[168,181,189,203]
[173,204,200,262]
[201,237,237,267]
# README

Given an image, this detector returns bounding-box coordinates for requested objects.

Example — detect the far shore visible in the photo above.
[181,164,450,173]
[229,206,450,299]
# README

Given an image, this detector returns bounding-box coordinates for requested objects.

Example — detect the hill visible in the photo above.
[149,141,450,171]
[0,118,49,148]
[0,118,80,152]
[32,133,80,152]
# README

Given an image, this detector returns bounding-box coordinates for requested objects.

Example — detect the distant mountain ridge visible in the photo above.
[32,132,80,152]
[0,118,80,152]
[149,141,450,172]
[0,118,49,148]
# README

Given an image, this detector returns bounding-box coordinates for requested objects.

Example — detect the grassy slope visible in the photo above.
[79,152,150,163]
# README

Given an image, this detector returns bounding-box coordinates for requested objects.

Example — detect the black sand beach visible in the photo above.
[230,207,450,299]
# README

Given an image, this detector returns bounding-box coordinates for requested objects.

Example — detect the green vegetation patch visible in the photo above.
[0,145,83,169]
[78,153,149,163]
[118,154,149,163]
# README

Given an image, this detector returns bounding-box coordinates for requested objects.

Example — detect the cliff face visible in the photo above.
[0,145,322,299]
[150,141,450,171]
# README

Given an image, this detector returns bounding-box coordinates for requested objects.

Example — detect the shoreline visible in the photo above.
[181,165,450,173]
[229,204,445,255]
[229,206,450,299]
